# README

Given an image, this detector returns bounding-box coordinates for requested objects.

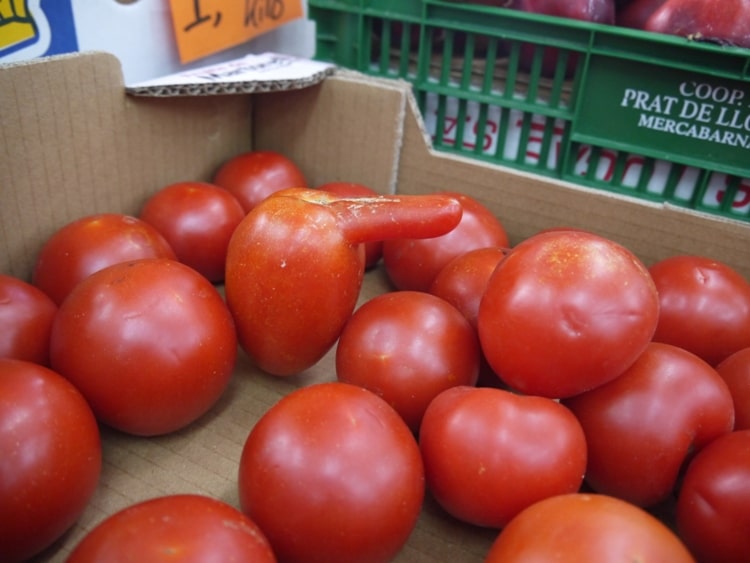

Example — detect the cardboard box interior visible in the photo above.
[1,51,748,561]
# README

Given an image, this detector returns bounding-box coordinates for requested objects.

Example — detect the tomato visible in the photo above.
[428,246,507,330]
[382,191,510,292]
[50,258,237,436]
[0,274,57,365]
[67,494,276,563]
[676,430,750,563]
[238,382,424,563]
[225,188,462,376]
[32,213,176,305]
[564,342,735,507]
[649,255,750,366]
[486,493,695,562]
[716,347,750,430]
[478,229,659,398]
[318,181,384,269]
[212,149,308,213]
[0,359,101,563]
[418,385,587,529]
[138,181,245,282]
[336,290,480,433]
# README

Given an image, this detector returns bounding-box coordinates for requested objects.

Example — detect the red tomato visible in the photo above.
[0,274,57,365]
[212,150,308,213]
[716,347,750,430]
[50,258,237,436]
[382,191,510,292]
[676,430,750,563]
[336,290,480,432]
[138,181,245,282]
[67,494,276,563]
[419,385,587,528]
[238,382,425,563]
[428,246,507,330]
[649,255,750,366]
[32,213,176,305]
[486,493,695,562]
[564,342,735,507]
[0,359,101,563]
[318,181,384,269]
[478,229,660,398]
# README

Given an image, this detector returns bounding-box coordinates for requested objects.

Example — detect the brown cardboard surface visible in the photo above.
[1,51,749,562]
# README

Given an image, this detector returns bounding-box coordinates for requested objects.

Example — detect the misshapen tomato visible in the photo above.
[67,494,276,563]
[716,347,750,430]
[564,342,735,507]
[649,255,750,366]
[383,191,509,292]
[238,382,424,563]
[50,258,237,436]
[419,385,587,529]
[336,290,480,433]
[478,229,659,398]
[0,274,57,365]
[212,150,308,213]
[32,213,176,305]
[486,493,695,563]
[676,430,750,563]
[0,359,101,563]
[139,181,245,282]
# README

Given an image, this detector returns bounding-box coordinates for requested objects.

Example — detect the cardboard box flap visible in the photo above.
[253,69,409,195]
[397,88,750,279]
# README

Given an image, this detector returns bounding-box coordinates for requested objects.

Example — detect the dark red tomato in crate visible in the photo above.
[485,493,695,563]
[649,254,750,367]
[478,229,659,398]
[139,181,245,282]
[336,290,480,433]
[50,258,237,436]
[564,341,735,508]
[212,149,308,213]
[225,188,462,376]
[419,385,587,528]
[382,191,509,292]
[67,494,276,563]
[238,382,424,563]
[0,273,57,365]
[318,181,384,269]
[32,212,176,305]
[676,429,750,563]
[716,347,750,430]
[0,359,101,563]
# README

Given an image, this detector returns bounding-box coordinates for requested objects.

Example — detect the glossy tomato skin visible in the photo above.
[486,493,695,563]
[238,382,425,563]
[716,347,750,430]
[676,430,750,563]
[318,181,384,269]
[67,494,276,563]
[382,191,509,292]
[32,213,176,305]
[419,385,587,528]
[0,274,57,365]
[50,258,237,436]
[649,255,750,366]
[139,181,245,282]
[564,342,735,507]
[0,359,101,563]
[212,150,308,213]
[478,229,659,398]
[336,290,480,433]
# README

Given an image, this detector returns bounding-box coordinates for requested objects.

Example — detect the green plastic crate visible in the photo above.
[310,0,750,222]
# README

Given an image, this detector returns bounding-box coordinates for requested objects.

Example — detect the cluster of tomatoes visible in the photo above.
[1,148,749,562]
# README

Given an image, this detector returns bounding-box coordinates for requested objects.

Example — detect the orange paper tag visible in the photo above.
[169,0,304,64]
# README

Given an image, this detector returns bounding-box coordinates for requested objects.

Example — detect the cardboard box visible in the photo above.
[1,51,749,562]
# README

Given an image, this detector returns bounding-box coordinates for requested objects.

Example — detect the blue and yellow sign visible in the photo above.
[0,0,77,62]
